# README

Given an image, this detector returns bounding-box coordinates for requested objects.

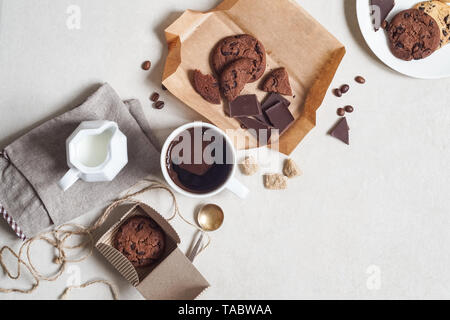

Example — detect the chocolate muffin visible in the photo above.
[114,216,165,268]
[387,9,441,61]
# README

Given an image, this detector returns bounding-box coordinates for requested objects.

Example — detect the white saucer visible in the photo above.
[356,0,450,79]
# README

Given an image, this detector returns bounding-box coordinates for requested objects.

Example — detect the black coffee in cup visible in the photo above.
[165,127,233,194]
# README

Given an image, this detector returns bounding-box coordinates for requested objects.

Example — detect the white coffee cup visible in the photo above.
[58,120,128,191]
[160,122,249,199]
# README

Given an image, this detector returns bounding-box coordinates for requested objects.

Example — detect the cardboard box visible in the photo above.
[96,203,210,300]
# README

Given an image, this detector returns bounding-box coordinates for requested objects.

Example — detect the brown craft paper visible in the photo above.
[96,204,209,300]
[163,0,346,155]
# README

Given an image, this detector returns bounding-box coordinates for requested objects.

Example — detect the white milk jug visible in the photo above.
[58,120,128,191]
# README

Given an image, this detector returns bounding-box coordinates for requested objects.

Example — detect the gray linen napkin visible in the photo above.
[0,83,160,237]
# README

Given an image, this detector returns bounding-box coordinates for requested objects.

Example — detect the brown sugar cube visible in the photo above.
[240,156,259,176]
[283,158,302,178]
[264,174,288,190]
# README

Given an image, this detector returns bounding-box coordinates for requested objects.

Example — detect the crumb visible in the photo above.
[283,158,302,178]
[240,156,259,176]
[264,174,288,190]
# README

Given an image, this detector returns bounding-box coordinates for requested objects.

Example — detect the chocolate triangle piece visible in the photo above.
[262,68,293,96]
[330,117,350,145]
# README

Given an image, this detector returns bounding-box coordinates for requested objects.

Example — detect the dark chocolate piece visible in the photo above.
[264,102,295,135]
[229,94,262,118]
[237,117,273,146]
[261,93,291,110]
[370,0,395,31]
[330,117,350,145]
[256,93,291,124]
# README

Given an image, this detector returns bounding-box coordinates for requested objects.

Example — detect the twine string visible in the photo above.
[0,179,210,298]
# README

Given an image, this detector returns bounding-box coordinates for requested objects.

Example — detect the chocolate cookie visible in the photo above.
[387,9,440,61]
[114,216,165,268]
[193,70,221,104]
[220,58,254,101]
[212,34,266,83]
[414,1,450,47]
[262,68,293,96]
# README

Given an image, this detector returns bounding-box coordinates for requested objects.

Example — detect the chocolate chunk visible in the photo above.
[236,117,273,146]
[229,94,262,117]
[330,117,350,145]
[370,0,395,31]
[261,92,291,110]
[256,93,291,124]
[262,68,293,96]
[193,70,221,104]
[264,102,295,135]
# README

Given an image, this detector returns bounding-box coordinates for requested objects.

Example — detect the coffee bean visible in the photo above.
[240,124,247,129]
[337,108,345,116]
[340,84,350,94]
[161,84,168,91]
[150,92,160,102]
[345,105,354,113]
[142,61,151,71]
[355,76,366,84]
[333,88,342,97]
[154,101,165,109]
[381,20,388,30]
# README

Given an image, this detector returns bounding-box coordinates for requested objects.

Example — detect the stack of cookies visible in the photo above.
[192,34,295,146]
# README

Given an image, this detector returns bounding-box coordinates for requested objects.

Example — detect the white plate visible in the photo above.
[356,0,450,79]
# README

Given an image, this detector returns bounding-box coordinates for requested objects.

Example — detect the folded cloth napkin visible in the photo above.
[0,83,160,238]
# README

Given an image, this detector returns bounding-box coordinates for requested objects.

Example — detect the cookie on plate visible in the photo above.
[114,216,165,268]
[212,34,266,83]
[262,68,293,96]
[192,70,221,104]
[220,58,254,101]
[387,9,441,61]
[414,0,450,47]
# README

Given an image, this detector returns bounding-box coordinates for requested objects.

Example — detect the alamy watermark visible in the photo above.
[66,5,81,30]
[366,265,381,291]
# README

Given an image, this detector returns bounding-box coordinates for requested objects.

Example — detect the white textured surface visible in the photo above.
[0,0,449,300]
